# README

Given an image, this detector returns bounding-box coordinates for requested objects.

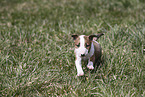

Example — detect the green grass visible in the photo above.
[0,0,145,96]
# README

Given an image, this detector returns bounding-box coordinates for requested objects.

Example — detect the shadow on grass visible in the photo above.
[87,52,106,74]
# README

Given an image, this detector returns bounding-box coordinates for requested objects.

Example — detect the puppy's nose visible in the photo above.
[81,54,85,57]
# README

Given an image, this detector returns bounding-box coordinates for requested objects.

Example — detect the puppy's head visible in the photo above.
[72,33,104,57]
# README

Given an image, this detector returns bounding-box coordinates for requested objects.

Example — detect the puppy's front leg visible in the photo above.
[87,55,95,70]
[75,57,84,76]
[87,61,94,70]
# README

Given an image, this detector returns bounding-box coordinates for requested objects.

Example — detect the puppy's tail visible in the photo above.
[93,33,104,41]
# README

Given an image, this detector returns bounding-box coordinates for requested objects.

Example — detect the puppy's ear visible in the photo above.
[89,33,104,41]
[72,35,78,40]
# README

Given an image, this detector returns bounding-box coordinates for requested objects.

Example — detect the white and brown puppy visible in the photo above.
[72,33,104,76]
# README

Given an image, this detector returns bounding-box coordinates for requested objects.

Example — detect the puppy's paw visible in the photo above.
[87,65,94,70]
[77,72,84,76]
[87,62,94,70]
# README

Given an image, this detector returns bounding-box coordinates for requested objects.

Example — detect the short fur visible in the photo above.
[72,33,104,76]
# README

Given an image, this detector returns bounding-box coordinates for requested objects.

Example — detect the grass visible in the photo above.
[0,0,145,96]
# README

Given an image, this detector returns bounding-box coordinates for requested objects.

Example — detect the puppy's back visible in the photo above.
[93,41,102,62]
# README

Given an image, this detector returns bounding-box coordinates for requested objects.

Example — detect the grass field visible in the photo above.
[0,0,145,96]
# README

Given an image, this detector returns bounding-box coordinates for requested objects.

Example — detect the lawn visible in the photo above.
[0,0,145,96]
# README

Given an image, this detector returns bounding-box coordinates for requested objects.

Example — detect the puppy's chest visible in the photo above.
[81,54,90,60]
[81,49,95,60]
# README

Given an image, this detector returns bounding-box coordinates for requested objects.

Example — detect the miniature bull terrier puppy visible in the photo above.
[72,33,104,76]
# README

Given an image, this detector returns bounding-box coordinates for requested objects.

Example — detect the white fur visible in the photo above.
[74,35,95,76]
[93,40,99,45]
[89,42,95,57]
[75,56,84,76]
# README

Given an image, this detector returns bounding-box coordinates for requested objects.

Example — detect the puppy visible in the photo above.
[72,33,104,76]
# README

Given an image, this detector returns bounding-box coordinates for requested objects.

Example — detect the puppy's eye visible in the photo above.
[86,44,90,47]
[76,43,80,47]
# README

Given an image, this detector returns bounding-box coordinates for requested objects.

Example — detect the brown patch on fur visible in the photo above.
[84,36,92,51]
[92,41,102,63]
[90,54,95,63]
[74,37,80,48]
